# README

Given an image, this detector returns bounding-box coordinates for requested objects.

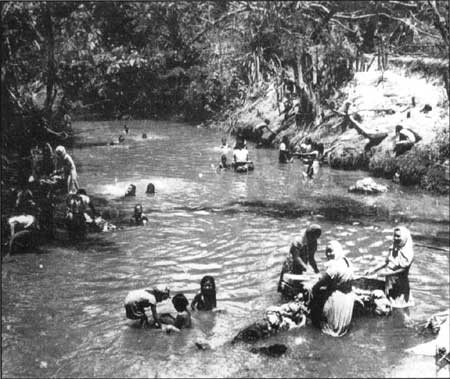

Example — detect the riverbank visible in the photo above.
[212,55,449,194]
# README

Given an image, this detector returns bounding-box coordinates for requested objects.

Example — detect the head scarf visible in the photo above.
[326,240,345,261]
[55,145,66,157]
[301,224,322,247]
[390,226,414,268]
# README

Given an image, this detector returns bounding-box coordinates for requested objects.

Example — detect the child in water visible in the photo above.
[191,276,217,311]
[130,204,148,226]
[124,286,170,328]
[160,294,192,333]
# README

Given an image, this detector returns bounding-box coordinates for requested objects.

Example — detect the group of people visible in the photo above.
[4,142,83,257]
[124,276,217,333]
[218,136,254,173]
[277,224,415,337]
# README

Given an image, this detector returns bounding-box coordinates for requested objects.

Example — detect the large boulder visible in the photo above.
[348,177,388,194]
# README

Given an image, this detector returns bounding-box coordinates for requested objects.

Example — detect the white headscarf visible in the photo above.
[55,145,66,157]
[326,240,345,261]
[390,226,414,268]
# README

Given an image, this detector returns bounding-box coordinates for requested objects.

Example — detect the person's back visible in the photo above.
[233,146,248,164]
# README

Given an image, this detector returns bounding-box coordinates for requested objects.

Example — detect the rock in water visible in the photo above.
[250,344,288,357]
[348,177,388,194]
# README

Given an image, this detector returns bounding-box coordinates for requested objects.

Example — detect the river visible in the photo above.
[2,119,449,378]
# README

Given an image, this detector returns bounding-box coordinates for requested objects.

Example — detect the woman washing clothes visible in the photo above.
[365,226,414,308]
[277,224,322,298]
[309,240,355,337]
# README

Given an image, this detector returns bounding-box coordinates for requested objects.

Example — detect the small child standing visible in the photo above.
[191,276,217,311]
[124,287,170,327]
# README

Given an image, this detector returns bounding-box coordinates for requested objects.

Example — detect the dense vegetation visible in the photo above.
[2,1,449,188]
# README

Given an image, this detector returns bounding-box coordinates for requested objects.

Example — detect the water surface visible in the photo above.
[2,119,449,378]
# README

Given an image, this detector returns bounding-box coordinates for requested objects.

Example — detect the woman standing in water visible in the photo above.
[309,240,355,337]
[277,224,322,297]
[365,226,414,307]
[54,145,79,194]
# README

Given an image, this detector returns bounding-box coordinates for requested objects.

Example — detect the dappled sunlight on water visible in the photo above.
[2,120,449,377]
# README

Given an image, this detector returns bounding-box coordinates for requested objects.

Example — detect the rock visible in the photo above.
[250,344,288,358]
[348,177,388,194]
[195,341,211,350]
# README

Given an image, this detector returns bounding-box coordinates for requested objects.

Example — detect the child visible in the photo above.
[191,276,217,311]
[124,286,170,327]
[160,294,192,333]
[130,204,148,226]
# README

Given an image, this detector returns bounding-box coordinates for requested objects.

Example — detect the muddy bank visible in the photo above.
[213,56,449,194]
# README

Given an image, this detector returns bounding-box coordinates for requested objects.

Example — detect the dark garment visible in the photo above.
[125,303,146,320]
[10,230,35,254]
[386,266,411,304]
[191,293,215,311]
[279,150,291,163]
[130,215,148,226]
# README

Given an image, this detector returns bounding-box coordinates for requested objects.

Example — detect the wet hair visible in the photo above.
[153,287,170,302]
[395,125,403,133]
[125,184,136,196]
[134,203,143,213]
[146,183,155,194]
[200,275,217,309]
[172,294,189,312]
[77,189,87,196]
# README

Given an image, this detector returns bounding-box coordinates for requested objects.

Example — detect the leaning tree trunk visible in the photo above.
[43,4,56,127]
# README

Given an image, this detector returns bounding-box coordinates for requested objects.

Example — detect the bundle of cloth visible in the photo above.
[232,294,308,344]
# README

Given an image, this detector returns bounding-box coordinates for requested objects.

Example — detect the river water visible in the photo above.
[2,120,449,378]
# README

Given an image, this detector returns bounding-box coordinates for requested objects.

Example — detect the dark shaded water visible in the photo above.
[2,120,449,378]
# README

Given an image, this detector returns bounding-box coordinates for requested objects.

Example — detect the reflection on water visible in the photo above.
[2,119,449,378]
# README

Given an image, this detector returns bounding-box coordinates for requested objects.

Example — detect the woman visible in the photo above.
[365,226,414,307]
[191,275,217,311]
[277,224,322,297]
[279,136,293,163]
[54,145,79,194]
[41,143,54,177]
[232,140,253,172]
[310,240,354,337]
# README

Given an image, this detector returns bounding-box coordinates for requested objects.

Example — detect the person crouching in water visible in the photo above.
[218,154,231,170]
[191,275,217,311]
[130,204,148,226]
[309,240,355,337]
[159,294,192,332]
[124,287,170,328]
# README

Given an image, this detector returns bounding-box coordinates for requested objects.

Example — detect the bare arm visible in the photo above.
[365,261,387,276]
[149,304,160,327]
[290,244,309,272]
[308,252,320,274]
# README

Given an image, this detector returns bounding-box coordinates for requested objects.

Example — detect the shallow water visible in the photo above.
[2,119,449,378]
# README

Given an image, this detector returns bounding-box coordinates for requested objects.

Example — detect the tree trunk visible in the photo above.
[43,4,56,127]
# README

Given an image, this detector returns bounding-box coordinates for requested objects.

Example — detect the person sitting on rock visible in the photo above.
[130,204,148,226]
[77,189,97,223]
[125,184,136,197]
[394,125,417,156]
[6,214,39,257]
